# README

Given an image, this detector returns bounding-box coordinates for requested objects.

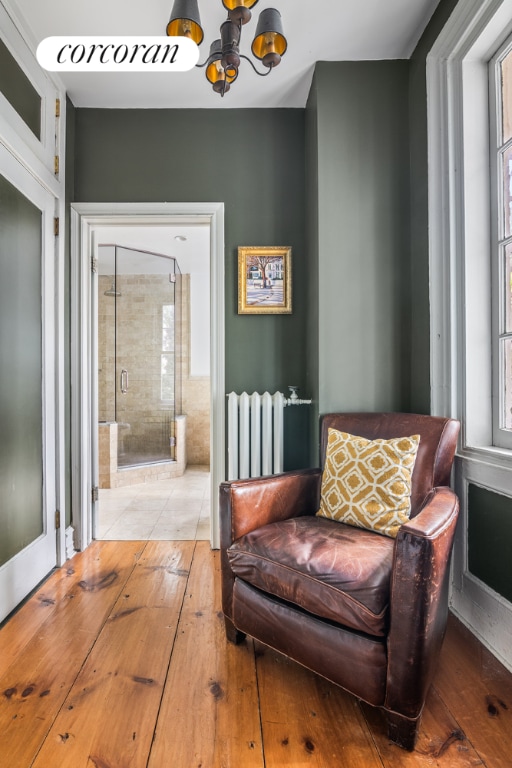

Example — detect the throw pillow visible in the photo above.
[316,428,420,538]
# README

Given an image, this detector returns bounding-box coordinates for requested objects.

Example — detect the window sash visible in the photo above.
[491,38,512,448]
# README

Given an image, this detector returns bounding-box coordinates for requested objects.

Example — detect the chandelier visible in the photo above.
[166,0,287,96]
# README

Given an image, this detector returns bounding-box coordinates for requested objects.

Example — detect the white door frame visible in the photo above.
[70,202,225,550]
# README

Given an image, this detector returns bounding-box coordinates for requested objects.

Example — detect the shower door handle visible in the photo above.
[120,369,129,394]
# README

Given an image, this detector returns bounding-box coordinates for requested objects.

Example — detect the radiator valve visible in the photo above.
[284,386,312,406]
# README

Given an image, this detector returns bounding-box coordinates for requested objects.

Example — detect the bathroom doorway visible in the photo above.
[70,203,225,551]
[97,244,183,473]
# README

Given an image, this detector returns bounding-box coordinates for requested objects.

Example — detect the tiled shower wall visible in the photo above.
[180,274,210,466]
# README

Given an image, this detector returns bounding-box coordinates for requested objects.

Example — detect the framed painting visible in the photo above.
[238,246,292,314]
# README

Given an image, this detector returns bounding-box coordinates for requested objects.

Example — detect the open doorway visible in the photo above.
[70,203,225,551]
[94,237,211,541]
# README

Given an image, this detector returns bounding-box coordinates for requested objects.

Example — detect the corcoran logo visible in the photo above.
[36,36,199,72]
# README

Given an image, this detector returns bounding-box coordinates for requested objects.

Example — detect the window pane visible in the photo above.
[0,39,41,139]
[502,338,512,430]
[503,49,512,143]
[505,244,512,333]
[502,145,512,238]
[162,327,174,352]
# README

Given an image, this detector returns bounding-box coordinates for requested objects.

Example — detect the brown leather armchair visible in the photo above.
[220,412,460,750]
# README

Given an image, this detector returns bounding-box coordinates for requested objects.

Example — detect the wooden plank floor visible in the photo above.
[1,541,511,767]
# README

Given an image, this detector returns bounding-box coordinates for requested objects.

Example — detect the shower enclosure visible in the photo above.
[97,244,183,471]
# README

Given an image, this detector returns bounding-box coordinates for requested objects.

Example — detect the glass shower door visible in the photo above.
[114,246,178,468]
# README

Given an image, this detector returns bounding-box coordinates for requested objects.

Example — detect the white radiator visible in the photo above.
[227,391,285,480]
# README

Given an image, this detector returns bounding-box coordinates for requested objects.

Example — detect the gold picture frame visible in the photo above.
[238,246,292,314]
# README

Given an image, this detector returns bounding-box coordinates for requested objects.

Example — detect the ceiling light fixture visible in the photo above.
[167,0,287,97]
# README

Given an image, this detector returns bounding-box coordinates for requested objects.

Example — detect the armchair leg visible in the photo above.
[386,711,420,751]
[224,616,246,645]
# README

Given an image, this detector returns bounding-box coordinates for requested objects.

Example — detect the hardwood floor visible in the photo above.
[1,540,511,767]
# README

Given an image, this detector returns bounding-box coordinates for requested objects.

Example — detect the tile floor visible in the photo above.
[96,465,210,541]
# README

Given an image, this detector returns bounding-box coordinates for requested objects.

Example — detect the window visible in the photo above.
[492,39,512,448]
[161,303,174,401]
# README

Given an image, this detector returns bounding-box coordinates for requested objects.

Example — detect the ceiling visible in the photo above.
[8,0,441,109]
[94,224,211,275]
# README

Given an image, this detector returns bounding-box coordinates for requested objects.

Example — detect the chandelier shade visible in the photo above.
[167,0,204,45]
[251,8,287,67]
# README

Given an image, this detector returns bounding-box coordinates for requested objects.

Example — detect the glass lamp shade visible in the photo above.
[166,0,204,45]
[251,8,287,67]
[222,0,259,25]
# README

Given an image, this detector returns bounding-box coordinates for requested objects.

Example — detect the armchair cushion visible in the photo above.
[227,515,395,637]
[316,429,420,538]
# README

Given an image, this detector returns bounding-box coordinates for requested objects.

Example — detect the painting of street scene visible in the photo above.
[238,246,292,314]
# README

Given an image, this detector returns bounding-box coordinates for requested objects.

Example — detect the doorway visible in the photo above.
[70,203,225,551]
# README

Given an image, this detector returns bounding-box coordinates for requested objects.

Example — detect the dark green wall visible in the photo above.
[304,75,320,464]
[306,61,411,423]
[0,38,40,139]
[468,484,512,603]
[73,108,307,398]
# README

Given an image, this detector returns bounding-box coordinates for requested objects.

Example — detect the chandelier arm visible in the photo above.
[195,59,210,68]
[239,54,274,76]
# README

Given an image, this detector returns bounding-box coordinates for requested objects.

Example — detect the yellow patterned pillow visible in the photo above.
[316,429,420,538]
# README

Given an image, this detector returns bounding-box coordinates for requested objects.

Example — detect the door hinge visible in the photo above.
[54,217,60,236]
[91,256,98,273]
[92,486,99,504]
[55,98,61,118]
[55,509,61,530]
[54,155,59,175]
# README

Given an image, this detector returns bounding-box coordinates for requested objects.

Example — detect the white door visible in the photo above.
[0,142,57,622]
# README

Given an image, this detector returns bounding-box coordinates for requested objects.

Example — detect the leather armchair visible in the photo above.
[220,412,460,750]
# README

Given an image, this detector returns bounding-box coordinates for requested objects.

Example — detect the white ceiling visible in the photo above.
[95,224,211,275]
[8,0,441,109]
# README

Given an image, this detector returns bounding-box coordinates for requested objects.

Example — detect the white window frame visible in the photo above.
[428,0,512,672]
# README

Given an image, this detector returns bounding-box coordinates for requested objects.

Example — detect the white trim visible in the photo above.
[427,0,512,671]
[70,202,225,551]
[0,1,60,184]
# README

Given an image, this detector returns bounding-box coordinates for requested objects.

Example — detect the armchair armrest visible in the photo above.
[385,486,459,720]
[219,468,321,627]
[219,467,322,545]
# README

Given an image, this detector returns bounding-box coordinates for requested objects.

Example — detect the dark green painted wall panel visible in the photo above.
[0,38,40,139]
[468,484,512,603]
[304,72,320,464]
[309,61,411,417]
[0,173,43,564]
